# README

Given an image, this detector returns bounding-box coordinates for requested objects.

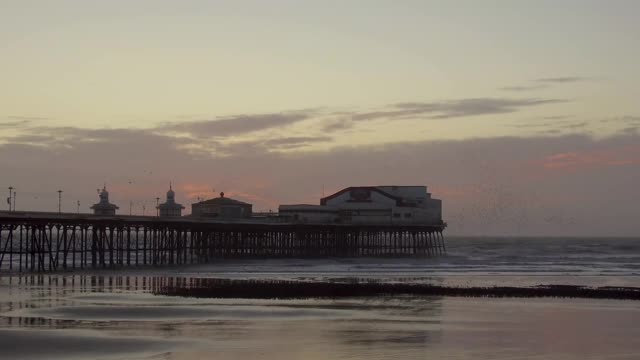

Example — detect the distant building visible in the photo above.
[90,185,119,216]
[279,185,442,225]
[191,192,252,219]
[157,184,185,217]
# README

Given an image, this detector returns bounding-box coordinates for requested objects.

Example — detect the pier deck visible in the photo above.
[0,211,446,272]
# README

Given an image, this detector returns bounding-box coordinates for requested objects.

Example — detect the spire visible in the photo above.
[166,182,176,201]
[159,181,184,216]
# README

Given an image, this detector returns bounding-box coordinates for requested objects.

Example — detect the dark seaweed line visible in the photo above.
[154,280,640,301]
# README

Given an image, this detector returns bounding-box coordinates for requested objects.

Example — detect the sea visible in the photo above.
[1,237,639,360]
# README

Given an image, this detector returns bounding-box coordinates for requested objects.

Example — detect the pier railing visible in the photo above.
[0,213,446,272]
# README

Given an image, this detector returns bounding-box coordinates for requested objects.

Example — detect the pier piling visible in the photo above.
[0,213,446,272]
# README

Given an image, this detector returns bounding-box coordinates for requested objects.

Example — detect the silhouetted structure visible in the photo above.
[191,192,252,218]
[280,185,443,225]
[0,212,445,272]
[155,278,640,301]
[90,186,119,216]
[157,184,185,217]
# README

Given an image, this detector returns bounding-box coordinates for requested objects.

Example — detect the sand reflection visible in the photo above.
[1,273,640,359]
[0,328,177,360]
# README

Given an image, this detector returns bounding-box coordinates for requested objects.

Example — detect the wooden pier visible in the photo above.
[0,212,446,272]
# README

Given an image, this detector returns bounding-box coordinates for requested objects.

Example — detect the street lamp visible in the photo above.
[7,186,13,211]
[77,200,80,214]
[156,197,160,217]
[57,190,63,214]
[12,191,16,211]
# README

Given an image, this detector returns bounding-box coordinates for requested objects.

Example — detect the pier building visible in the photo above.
[191,192,252,219]
[90,186,119,215]
[157,184,185,217]
[279,185,442,225]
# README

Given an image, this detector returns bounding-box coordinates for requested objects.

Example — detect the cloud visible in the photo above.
[14,127,158,145]
[1,122,331,158]
[0,120,32,128]
[535,128,564,135]
[557,121,588,129]
[262,136,332,147]
[3,99,577,156]
[500,84,547,92]
[539,145,640,170]
[500,76,589,92]
[322,119,354,132]
[509,117,589,134]
[2,129,639,236]
[510,122,559,129]
[6,115,50,121]
[2,134,58,146]
[352,98,566,121]
[206,136,333,156]
[536,76,588,83]
[0,98,584,160]
[601,115,640,124]
[160,112,312,137]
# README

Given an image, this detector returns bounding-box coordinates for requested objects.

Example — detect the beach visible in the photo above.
[1,237,639,359]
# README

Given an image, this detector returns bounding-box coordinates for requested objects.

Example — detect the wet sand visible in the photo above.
[0,328,177,360]
[1,273,640,359]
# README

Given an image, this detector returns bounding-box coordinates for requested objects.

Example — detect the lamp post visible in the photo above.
[7,186,13,211]
[156,197,160,217]
[57,190,63,214]
[12,191,16,211]
[77,200,80,214]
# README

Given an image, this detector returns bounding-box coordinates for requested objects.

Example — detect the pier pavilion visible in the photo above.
[191,192,252,219]
[90,186,119,216]
[157,184,185,217]
[279,185,443,225]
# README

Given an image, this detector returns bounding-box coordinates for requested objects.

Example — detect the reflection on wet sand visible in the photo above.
[0,274,447,359]
[0,328,177,360]
[1,273,640,359]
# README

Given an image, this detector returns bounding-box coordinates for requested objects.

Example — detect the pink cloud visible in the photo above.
[539,146,640,171]
[181,183,217,200]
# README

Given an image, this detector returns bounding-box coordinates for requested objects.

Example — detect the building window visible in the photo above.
[393,213,401,218]
[404,213,412,218]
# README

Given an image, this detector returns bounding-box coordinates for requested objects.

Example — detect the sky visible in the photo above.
[1,0,639,236]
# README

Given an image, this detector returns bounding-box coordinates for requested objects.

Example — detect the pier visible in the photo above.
[0,212,446,273]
